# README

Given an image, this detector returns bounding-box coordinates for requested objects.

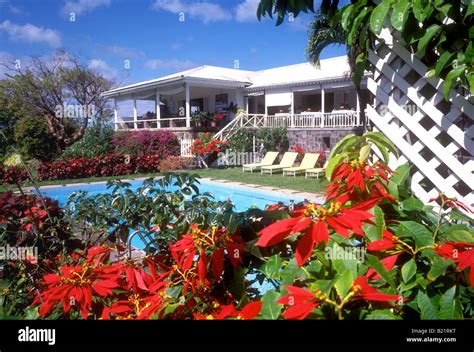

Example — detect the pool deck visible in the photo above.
[23,176,325,203]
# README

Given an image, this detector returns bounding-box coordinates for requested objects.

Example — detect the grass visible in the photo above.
[1,168,328,195]
[186,167,328,194]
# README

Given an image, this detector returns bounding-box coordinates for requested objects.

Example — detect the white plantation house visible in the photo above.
[102,56,370,152]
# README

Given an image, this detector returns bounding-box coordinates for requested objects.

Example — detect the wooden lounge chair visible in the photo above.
[283,153,320,177]
[242,151,279,172]
[305,161,328,179]
[261,152,299,175]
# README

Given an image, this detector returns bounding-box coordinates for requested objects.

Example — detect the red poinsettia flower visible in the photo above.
[351,276,401,302]
[367,230,398,251]
[193,301,262,320]
[429,193,473,214]
[277,286,322,320]
[435,242,474,287]
[257,198,379,266]
[366,254,399,280]
[35,264,122,319]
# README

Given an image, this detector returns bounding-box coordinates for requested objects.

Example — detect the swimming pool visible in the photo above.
[35,178,309,212]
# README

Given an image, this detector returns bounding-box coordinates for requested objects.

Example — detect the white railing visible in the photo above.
[115,117,189,130]
[180,138,194,157]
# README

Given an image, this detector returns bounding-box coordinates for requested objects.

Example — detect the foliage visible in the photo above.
[0,192,81,318]
[37,153,162,181]
[0,164,29,184]
[255,127,288,153]
[158,156,192,172]
[2,51,114,149]
[226,129,254,153]
[190,132,228,156]
[112,130,179,156]
[258,0,473,99]
[61,123,114,160]
[14,117,58,161]
[2,133,473,320]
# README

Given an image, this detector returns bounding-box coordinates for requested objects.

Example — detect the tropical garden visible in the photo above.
[0,0,473,320]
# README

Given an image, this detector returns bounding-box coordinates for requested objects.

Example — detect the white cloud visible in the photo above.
[151,0,231,23]
[105,45,144,58]
[8,4,23,14]
[61,0,111,16]
[250,47,257,53]
[235,0,259,22]
[88,58,117,79]
[0,20,62,47]
[287,16,312,32]
[144,58,194,71]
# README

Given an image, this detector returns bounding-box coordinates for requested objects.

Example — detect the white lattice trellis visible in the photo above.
[367,27,474,209]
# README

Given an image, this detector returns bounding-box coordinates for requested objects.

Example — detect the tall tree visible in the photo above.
[1,51,114,149]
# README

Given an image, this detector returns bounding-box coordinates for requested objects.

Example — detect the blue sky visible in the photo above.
[0,0,347,85]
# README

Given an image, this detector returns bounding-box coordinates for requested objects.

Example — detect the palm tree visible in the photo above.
[305,11,367,130]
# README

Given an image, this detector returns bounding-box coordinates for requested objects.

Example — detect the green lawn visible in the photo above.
[1,168,327,195]
[186,167,328,194]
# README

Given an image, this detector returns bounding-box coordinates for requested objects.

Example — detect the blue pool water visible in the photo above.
[36,179,308,212]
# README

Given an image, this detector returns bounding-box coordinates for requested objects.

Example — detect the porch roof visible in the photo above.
[102,55,357,98]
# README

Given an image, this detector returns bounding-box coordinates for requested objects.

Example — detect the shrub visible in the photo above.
[13,117,58,161]
[227,129,254,152]
[61,124,114,160]
[37,153,162,181]
[0,164,29,184]
[190,132,227,156]
[158,156,192,172]
[255,127,288,153]
[112,130,179,156]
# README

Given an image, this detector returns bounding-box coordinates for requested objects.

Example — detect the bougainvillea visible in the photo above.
[190,132,227,156]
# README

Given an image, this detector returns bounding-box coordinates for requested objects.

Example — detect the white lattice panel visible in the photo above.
[367,28,474,210]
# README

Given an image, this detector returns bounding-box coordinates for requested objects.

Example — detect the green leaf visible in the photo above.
[366,309,401,320]
[260,290,282,319]
[425,252,452,281]
[401,197,425,211]
[334,270,354,299]
[435,51,456,77]
[468,73,474,95]
[465,42,474,65]
[401,259,417,282]
[325,152,345,181]
[417,291,438,319]
[262,254,282,280]
[396,221,434,249]
[416,24,440,58]
[438,286,456,319]
[391,164,410,186]
[364,131,398,157]
[444,229,474,244]
[358,143,372,161]
[328,133,357,160]
[348,7,371,45]
[365,253,396,288]
[391,0,410,31]
[341,4,355,31]
[370,0,392,35]
[413,0,428,22]
[443,66,465,100]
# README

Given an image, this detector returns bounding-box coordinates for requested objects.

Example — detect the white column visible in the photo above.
[114,98,118,130]
[133,96,137,129]
[245,96,249,113]
[321,85,325,128]
[155,90,161,129]
[356,89,360,126]
[290,91,294,114]
[185,83,190,128]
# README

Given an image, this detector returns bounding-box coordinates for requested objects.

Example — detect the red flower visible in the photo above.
[435,242,474,287]
[277,286,321,319]
[429,193,473,214]
[351,276,401,302]
[367,230,398,251]
[257,198,378,266]
[193,301,262,320]
[35,264,122,319]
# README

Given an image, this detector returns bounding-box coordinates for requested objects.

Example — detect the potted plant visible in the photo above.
[223,102,239,120]
[208,113,224,127]
[191,111,207,127]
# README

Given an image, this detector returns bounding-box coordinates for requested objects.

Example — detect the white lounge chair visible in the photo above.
[283,153,320,177]
[261,152,299,175]
[305,161,328,179]
[242,151,279,173]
